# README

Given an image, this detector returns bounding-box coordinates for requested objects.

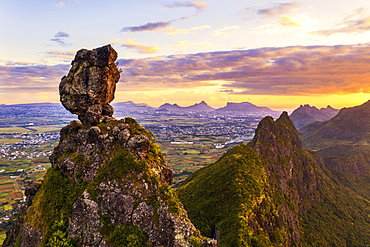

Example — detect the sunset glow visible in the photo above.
[1,0,370,110]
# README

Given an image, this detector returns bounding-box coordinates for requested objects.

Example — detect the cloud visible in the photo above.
[210,26,241,37]
[44,50,75,60]
[50,31,71,46]
[121,1,208,33]
[158,25,210,34]
[165,1,208,14]
[116,44,370,96]
[278,16,301,27]
[0,63,69,94]
[121,39,161,54]
[251,13,317,35]
[121,21,172,33]
[312,8,370,36]
[3,44,370,102]
[257,2,301,17]
[53,2,65,7]
[169,40,215,50]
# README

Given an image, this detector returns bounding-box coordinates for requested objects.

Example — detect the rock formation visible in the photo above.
[59,45,120,126]
[3,45,216,247]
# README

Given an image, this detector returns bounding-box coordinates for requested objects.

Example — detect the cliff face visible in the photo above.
[248,112,321,244]
[178,112,370,246]
[3,45,216,247]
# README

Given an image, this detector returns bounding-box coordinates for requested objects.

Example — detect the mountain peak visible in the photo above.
[250,111,302,149]
[159,101,214,111]
[290,104,339,129]
[216,101,277,113]
[302,99,370,157]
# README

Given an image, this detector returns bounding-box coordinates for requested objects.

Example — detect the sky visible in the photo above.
[1,0,370,110]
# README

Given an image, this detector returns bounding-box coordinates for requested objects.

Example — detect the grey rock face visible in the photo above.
[59,44,120,126]
[68,191,106,247]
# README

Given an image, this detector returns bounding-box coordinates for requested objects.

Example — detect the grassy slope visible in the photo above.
[179,112,370,246]
[301,100,370,157]
[177,143,285,247]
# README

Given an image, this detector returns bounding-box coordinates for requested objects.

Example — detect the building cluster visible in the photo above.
[0,132,58,159]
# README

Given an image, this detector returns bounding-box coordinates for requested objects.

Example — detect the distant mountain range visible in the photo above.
[158,101,214,112]
[109,101,277,114]
[0,101,278,114]
[112,101,154,112]
[300,100,370,157]
[215,102,277,114]
[290,104,339,129]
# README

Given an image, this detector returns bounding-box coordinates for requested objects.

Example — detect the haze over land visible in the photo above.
[1,1,370,109]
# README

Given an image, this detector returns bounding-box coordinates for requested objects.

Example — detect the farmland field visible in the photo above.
[0,127,30,134]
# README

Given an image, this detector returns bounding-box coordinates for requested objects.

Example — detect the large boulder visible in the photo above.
[59,44,120,126]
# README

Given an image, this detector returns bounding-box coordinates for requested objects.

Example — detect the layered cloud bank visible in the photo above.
[118,44,370,96]
[1,44,370,107]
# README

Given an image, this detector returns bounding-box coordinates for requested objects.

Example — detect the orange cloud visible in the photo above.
[121,39,161,54]
[2,44,370,106]
[117,44,370,96]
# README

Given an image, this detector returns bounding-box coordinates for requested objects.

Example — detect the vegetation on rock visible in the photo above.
[178,111,370,246]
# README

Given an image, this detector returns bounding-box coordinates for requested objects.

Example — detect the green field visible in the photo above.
[31,125,64,134]
[0,127,30,134]
[0,139,26,144]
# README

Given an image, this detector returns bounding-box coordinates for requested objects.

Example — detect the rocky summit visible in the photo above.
[59,44,120,126]
[3,45,216,247]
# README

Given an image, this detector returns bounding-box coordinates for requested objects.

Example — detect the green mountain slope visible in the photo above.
[177,144,284,246]
[178,112,370,246]
[301,100,370,157]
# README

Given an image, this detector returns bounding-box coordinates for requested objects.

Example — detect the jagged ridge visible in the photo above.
[178,111,370,246]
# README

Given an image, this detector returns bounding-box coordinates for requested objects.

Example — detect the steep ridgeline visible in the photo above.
[178,112,370,246]
[290,104,339,129]
[300,100,370,157]
[3,45,216,247]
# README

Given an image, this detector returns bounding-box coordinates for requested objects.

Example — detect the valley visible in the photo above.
[0,104,278,241]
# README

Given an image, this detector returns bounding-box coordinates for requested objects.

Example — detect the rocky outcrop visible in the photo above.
[4,45,216,247]
[249,112,321,244]
[59,44,120,126]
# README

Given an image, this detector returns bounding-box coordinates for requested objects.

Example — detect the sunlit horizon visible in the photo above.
[1,1,370,110]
